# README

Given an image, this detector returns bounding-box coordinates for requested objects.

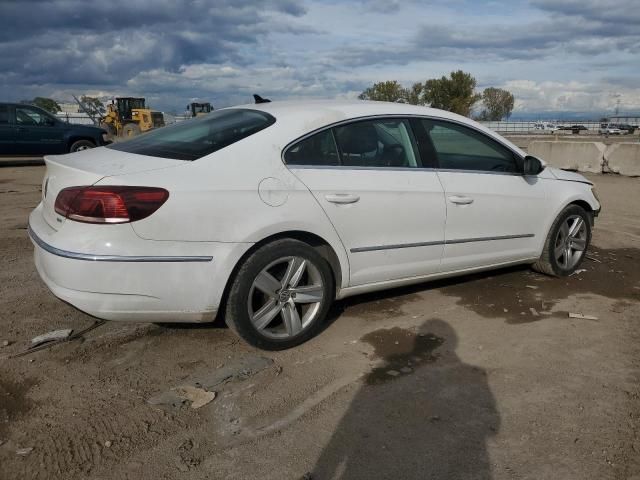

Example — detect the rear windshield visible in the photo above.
[108,108,275,160]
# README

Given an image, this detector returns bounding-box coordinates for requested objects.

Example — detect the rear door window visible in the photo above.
[333,118,420,168]
[0,105,9,124]
[284,129,340,166]
[108,109,276,160]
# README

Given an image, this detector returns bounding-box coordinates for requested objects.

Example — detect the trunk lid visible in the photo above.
[40,147,186,230]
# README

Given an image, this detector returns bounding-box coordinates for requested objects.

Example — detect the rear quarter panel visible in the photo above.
[95,131,351,288]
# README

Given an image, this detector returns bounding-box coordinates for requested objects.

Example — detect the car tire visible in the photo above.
[224,239,335,350]
[532,204,592,277]
[69,139,95,153]
[122,123,141,137]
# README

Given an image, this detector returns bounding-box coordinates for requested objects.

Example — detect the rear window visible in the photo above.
[108,108,275,160]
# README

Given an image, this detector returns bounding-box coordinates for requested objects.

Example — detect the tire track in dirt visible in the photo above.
[6,399,180,480]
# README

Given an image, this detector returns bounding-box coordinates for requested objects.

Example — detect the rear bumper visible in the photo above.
[28,207,251,323]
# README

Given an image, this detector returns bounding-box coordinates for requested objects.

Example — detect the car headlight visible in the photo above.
[102,133,109,142]
[590,185,600,204]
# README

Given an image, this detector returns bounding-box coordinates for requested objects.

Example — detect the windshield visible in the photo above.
[108,108,275,160]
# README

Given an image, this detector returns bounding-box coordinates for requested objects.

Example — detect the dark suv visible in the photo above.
[0,103,109,155]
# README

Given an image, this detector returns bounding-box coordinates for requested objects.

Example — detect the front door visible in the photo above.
[285,118,446,286]
[418,118,547,271]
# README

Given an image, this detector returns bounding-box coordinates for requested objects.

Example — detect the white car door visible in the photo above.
[417,118,547,272]
[285,118,446,286]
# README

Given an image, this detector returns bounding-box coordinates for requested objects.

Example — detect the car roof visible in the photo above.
[228,99,526,156]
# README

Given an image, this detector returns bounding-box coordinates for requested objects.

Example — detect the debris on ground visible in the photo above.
[30,329,73,347]
[171,386,217,409]
[568,313,599,320]
[530,308,540,317]
[10,320,106,358]
[15,447,33,456]
[525,285,539,289]
[2,340,10,347]
[570,269,587,276]
[586,255,602,263]
[104,440,112,448]
[148,355,273,410]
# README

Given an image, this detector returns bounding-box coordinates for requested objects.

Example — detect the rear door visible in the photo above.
[286,117,446,286]
[15,105,67,154]
[418,118,547,271]
[0,105,17,154]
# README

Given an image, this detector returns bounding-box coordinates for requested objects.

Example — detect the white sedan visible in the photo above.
[29,100,600,349]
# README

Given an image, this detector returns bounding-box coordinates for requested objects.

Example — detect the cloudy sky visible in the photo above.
[1,0,639,117]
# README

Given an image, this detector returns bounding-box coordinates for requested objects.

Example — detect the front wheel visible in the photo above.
[533,205,592,276]
[224,239,335,350]
[69,139,95,153]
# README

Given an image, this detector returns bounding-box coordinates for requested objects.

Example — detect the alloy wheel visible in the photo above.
[247,256,324,339]
[554,214,588,270]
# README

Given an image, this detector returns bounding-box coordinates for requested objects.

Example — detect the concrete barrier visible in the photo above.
[604,143,640,177]
[528,141,606,173]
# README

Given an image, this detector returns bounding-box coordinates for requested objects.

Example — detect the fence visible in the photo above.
[56,112,188,126]
[479,121,604,134]
[55,113,613,135]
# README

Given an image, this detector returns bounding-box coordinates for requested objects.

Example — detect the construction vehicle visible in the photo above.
[187,102,213,117]
[101,97,165,138]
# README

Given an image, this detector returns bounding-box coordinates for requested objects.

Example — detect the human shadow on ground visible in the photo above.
[310,319,499,480]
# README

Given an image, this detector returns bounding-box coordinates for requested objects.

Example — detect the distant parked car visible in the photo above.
[610,123,636,134]
[557,125,588,134]
[599,123,623,135]
[0,102,109,155]
[534,122,559,132]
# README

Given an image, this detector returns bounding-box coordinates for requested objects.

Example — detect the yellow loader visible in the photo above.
[101,97,164,138]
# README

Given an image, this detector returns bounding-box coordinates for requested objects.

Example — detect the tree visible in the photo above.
[80,95,105,115]
[358,81,408,103]
[420,70,481,117]
[31,97,60,114]
[478,87,514,121]
[405,82,425,106]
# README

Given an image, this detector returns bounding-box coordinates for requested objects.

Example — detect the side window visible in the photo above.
[16,106,54,126]
[0,106,9,124]
[423,119,519,173]
[334,119,420,168]
[284,129,340,166]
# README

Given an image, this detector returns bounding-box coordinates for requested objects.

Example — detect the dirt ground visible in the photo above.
[1,166,639,480]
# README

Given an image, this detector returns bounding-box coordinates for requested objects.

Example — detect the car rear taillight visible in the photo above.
[54,186,169,224]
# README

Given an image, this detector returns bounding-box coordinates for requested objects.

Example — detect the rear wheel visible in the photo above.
[69,139,95,153]
[224,239,334,350]
[533,205,591,276]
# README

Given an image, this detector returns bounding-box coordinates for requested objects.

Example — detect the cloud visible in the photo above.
[0,0,638,115]
[503,79,640,113]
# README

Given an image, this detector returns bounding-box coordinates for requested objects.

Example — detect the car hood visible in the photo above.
[547,167,593,185]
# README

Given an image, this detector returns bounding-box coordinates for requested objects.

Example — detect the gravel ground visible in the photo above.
[0,166,639,480]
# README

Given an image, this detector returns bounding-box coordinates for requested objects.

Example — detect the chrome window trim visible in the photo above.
[288,165,522,176]
[289,165,437,172]
[28,225,213,263]
[350,233,534,253]
[281,113,525,171]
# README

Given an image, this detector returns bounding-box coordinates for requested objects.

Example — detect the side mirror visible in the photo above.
[523,155,545,176]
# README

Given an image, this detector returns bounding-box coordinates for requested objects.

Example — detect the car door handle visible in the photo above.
[325,193,360,204]
[448,195,474,205]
